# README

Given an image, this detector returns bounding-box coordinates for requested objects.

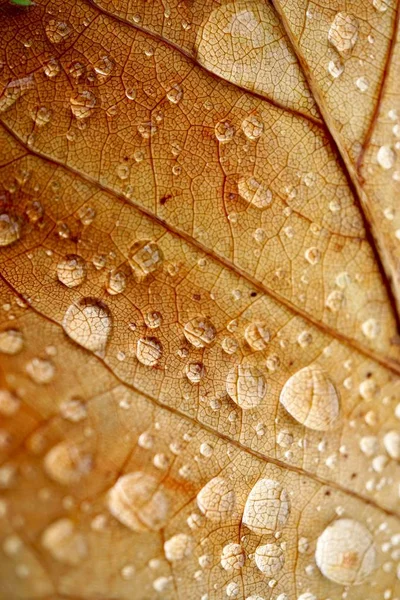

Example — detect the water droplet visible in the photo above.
[0,329,23,355]
[373,0,390,12]
[280,365,340,431]
[106,270,127,295]
[183,316,216,348]
[328,59,344,78]
[45,20,72,44]
[164,533,193,561]
[241,114,264,140]
[197,477,236,521]
[221,336,238,354]
[377,145,396,169]
[57,255,87,288]
[325,290,344,312]
[166,84,183,104]
[137,122,158,138]
[31,106,52,126]
[304,246,320,265]
[44,441,92,485]
[244,321,270,351]
[254,543,285,576]
[185,362,205,384]
[226,365,267,409]
[383,430,400,460]
[356,76,369,92]
[44,58,60,78]
[361,317,380,339]
[215,120,235,143]
[238,177,272,209]
[125,88,136,101]
[128,240,164,279]
[63,299,112,353]
[0,214,21,246]
[26,358,55,384]
[59,398,87,422]
[78,206,96,225]
[94,55,115,79]
[315,519,377,585]
[70,90,97,120]
[328,13,359,54]
[221,543,245,570]
[0,76,34,114]
[136,337,162,366]
[107,472,170,531]
[0,390,20,416]
[243,479,290,534]
[144,311,162,328]
[42,518,88,565]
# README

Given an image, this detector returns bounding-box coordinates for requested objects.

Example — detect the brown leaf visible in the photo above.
[0,0,399,598]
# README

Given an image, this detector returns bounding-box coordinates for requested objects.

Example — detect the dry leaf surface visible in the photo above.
[0,0,400,598]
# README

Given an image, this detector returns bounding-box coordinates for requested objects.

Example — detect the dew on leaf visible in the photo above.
[220,543,246,570]
[238,176,272,209]
[383,430,400,460]
[185,361,205,384]
[57,255,87,288]
[44,441,93,485]
[315,518,377,585]
[166,84,183,104]
[242,479,290,534]
[377,145,396,169]
[106,270,127,295]
[215,120,235,143]
[0,390,20,416]
[244,321,270,351]
[164,533,193,561]
[0,76,34,114]
[136,337,163,366]
[128,240,164,279]
[26,358,55,384]
[328,13,359,54]
[63,299,112,353]
[59,398,87,422]
[196,476,236,521]
[70,90,97,120]
[254,543,285,576]
[0,214,21,246]
[45,20,72,44]
[42,518,88,565]
[226,365,267,409]
[0,329,24,355]
[279,365,340,431]
[183,316,216,348]
[241,114,264,140]
[107,472,170,532]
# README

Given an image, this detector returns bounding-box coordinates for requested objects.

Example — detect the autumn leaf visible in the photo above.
[0,0,399,598]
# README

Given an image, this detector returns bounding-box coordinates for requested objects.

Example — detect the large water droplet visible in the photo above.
[128,240,164,279]
[226,365,267,409]
[107,472,170,532]
[377,145,396,170]
[197,476,236,521]
[242,479,290,534]
[183,316,216,348]
[315,519,377,585]
[42,518,88,565]
[328,13,359,54]
[57,255,87,288]
[279,365,340,431]
[63,299,112,353]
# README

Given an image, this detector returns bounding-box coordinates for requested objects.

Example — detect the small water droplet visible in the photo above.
[45,20,72,44]
[328,13,359,54]
[128,240,164,279]
[63,299,112,353]
[136,337,162,366]
[226,364,267,409]
[241,114,264,140]
[166,84,183,104]
[215,120,235,143]
[196,477,236,521]
[57,255,87,288]
[70,90,97,120]
[42,519,88,565]
[0,329,24,355]
[183,316,216,348]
